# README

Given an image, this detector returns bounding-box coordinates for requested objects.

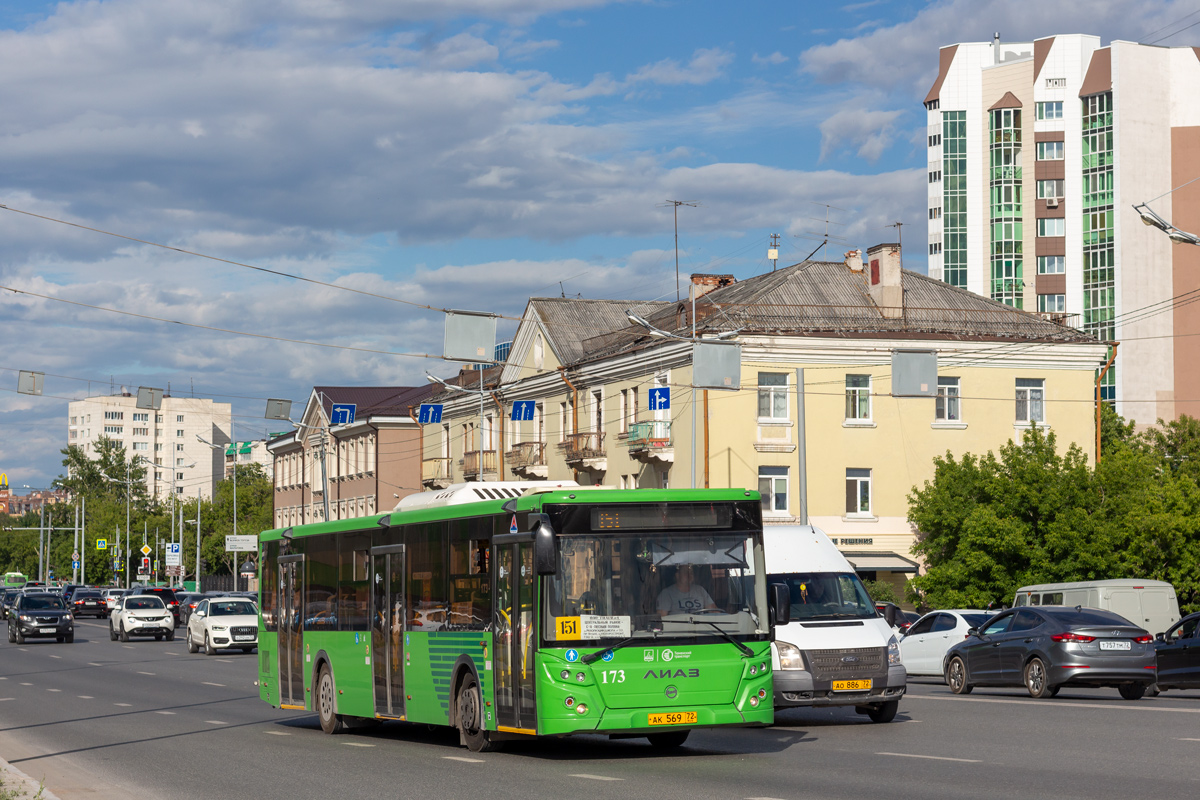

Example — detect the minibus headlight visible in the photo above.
[887,635,902,666]
[776,641,805,671]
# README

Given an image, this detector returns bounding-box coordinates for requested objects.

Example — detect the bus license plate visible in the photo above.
[649,711,697,726]
[832,679,872,691]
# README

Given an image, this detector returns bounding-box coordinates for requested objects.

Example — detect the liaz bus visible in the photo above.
[256,482,788,751]
[3,573,27,588]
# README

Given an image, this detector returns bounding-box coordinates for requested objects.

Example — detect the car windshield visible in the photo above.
[544,532,768,644]
[210,601,257,616]
[772,572,877,621]
[24,596,66,610]
[126,598,166,610]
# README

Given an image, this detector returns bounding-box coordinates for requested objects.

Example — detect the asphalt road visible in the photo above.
[3,619,1200,799]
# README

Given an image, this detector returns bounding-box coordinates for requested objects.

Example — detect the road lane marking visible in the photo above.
[216,659,235,663]
[77,696,93,699]
[49,655,61,659]
[47,689,61,692]
[910,694,1200,714]
[205,720,228,725]
[202,682,226,687]
[569,775,623,781]
[155,711,176,715]
[746,797,788,800]
[114,703,131,707]
[1178,738,1200,741]
[343,742,374,747]
[19,683,32,686]
[88,663,103,667]
[137,672,155,676]
[166,652,179,656]
[17,648,27,652]
[443,756,485,763]
[264,731,290,736]
[122,646,135,650]
[877,752,982,763]
[0,698,12,702]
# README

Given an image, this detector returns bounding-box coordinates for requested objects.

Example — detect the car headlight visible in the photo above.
[212,625,227,632]
[887,635,902,666]
[19,614,31,622]
[777,641,805,671]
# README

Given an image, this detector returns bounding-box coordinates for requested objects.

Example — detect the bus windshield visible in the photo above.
[771,572,876,622]
[544,532,767,644]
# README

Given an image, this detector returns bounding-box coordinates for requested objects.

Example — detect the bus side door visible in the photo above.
[494,542,537,732]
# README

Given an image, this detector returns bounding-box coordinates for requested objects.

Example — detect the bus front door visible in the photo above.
[278,555,305,708]
[494,542,537,732]
[371,545,406,718]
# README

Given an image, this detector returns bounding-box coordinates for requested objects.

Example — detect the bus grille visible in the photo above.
[807,647,886,680]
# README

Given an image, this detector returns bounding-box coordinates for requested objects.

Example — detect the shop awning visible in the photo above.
[843,552,920,573]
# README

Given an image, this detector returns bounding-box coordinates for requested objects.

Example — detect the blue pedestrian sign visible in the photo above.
[511,400,535,421]
[417,403,444,424]
[649,386,671,410]
[330,403,357,425]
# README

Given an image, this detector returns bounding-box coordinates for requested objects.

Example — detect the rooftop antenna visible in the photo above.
[768,233,780,272]
[886,221,905,270]
[796,202,848,260]
[659,200,700,301]
[559,281,566,298]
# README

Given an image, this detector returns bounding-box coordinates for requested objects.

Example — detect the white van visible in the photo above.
[765,525,906,722]
[1013,579,1180,635]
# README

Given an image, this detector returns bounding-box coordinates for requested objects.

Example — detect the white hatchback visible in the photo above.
[186,597,259,655]
[109,595,175,641]
[899,609,996,676]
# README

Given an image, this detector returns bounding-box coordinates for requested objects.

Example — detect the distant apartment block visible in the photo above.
[925,34,1200,423]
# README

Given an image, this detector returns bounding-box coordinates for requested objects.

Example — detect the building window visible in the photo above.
[155,471,163,480]
[1036,101,1063,120]
[175,443,184,451]
[176,459,186,467]
[845,375,871,420]
[131,427,148,436]
[1036,141,1064,160]
[928,207,942,220]
[70,416,77,425]
[177,429,185,437]
[1016,378,1045,424]
[990,107,1024,308]
[1045,77,1066,88]
[619,389,629,433]
[845,469,872,516]
[1036,179,1065,199]
[936,377,961,421]
[132,413,148,422]
[104,425,123,434]
[104,411,123,420]
[757,373,788,420]
[1038,256,1065,274]
[69,430,77,439]
[132,442,148,451]
[591,390,603,432]
[177,415,184,423]
[154,443,162,452]
[925,98,940,110]
[1038,294,1066,313]
[758,467,788,516]
[155,414,163,423]
[1037,218,1065,237]
[943,109,968,288]
[928,169,942,183]
[928,133,942,147]
[559,402,568,441]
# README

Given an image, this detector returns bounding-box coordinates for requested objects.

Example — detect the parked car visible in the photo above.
[1152,611,1200,694]
[186,597,259,655]
[7,591,74,644]
[129,587,181,625]
[943,606,1156,700]
[1013,579,1180,635]
[900,610,995,676]
[68,587,108,618]
[109,595,175,642]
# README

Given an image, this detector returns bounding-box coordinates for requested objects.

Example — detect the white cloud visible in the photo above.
[818,107,904,162]
[627,47,734,86]
[751,51,788,66]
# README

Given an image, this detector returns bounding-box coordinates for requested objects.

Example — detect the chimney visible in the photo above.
[844,249,864,272]
[689,273,735,300]
[993,32,1001,65]
[866,242,903,319]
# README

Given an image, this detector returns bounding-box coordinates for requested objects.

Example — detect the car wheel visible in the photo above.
[455,675,493,751]
[7,626,14,644]
[109,624,118,641]
[1024,658,1052,698]
[647,731,690,748]
[317,664,345,735]
[154,634,163,641]
[1045,685,1059,697]
[866,700,899,723]
[1119,683,1146,701]
[187,631,199,653]
[65,633,74,643]
[56,637,63,643]
[242,647,254,654]
[120,624,130,643]
[204,632,216,656]
[946,656,972,694]
[165,629,175,642]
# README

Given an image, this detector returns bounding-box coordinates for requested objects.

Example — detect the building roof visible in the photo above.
[527,297,671,366]
[311,385,436,419]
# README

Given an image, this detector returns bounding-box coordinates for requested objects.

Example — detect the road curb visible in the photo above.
[0,756,63,800]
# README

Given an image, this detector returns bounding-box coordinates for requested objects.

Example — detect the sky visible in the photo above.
[1,0,1196,489]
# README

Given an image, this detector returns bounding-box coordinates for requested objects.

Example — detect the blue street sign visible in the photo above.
[417,403,444,424]
[330,403,357,425]
[511,400,535,421]
[648,386,671,411]
[72,560,80,569]
[168,543,181,555]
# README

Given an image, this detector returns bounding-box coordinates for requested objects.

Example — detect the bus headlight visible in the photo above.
[777,642,804,671]
[887,635,902,666]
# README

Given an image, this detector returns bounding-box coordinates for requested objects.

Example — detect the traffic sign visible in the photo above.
[225,535,257,552]
[417,403,444,424]
[72,551,80,561]
[511,400,535,421]
[166,542,182,567]
[649,386,671,410]
[72,560,80,569]
[141,544,152,556]
[96,538,108,550]
[330,403,357,425]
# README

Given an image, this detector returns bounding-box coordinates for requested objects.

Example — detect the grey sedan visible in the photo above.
[943,606,1156,700]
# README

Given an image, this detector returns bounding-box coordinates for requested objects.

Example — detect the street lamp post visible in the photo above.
[426,370,492,482]
[197,433,237,541]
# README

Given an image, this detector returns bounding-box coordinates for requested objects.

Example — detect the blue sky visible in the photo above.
[0,0,1195,488]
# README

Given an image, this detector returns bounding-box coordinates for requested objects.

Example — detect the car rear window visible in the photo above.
[1044,608,1132,626]
[73,590,101,598]
[126,597,166,610]
[962,613,993,628]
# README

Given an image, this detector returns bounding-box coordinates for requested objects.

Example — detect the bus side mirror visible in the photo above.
[770,583,790,627]
[533,519,557,576]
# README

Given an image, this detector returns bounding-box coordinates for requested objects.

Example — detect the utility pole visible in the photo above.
[38,500,45,582]
[662,200,699,301]
[887,221,905,270]
[769,233,781,272]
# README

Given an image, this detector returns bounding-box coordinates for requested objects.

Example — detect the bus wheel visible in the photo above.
[456,675,494,752]
[647,731,690,749]
[317,665,345,734]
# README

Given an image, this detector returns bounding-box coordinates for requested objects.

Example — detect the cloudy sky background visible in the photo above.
[1,0,1195,488]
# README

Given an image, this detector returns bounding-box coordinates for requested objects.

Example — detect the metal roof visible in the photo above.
[528,297,670,365]
[311,385,437,419]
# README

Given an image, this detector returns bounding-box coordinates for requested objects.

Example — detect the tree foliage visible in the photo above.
[909,416,1200,615]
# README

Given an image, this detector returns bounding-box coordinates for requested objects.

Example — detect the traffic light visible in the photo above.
[141,557,151,573]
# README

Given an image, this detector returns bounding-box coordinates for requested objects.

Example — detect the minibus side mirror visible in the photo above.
[770,583,790,627]
[883,604,897,629]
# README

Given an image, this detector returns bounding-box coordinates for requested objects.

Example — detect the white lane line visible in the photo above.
[19,683,32,686]
[877,752,982,763]
[205,720,228,725]
[47,689,61,693]
[202,682,226,687]
[166,652,179,656]
[746,797,788,800]
[343,742,375,747]
[122,646,135,650]
[1178,738,1200,741]
[77,696,93,699]
[216,659,235,663]
[569,775,624,781]
[49,655,61,659]
[0,676,7,680]
[910,694,1200,714]
[155,711,176,715]
[264,731,290,736]
[137,671,155,675]
[0,698,13,702]
[17,648,27,652]
[114,703,131,707]
[443,756,485,763]
[88,663,103,667]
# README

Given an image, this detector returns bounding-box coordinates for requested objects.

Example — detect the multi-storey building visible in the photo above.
[424,246,1109,599]
[223,439,275,481]
[67,392,231,501]
[925,34,1200,423]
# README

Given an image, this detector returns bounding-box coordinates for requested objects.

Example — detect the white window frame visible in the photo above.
[844,375,872,423]
[1016,378,1046,425]
[1037,218,1065,237]
[935,377,962,423]
[845,468,873,518]
[1037,256,1065,274]
[757,372,789,421]
[1037,294,1066,313]
[1036,141,1064,161]
[759,466,789,517]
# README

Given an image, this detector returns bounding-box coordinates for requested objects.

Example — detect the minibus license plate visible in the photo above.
[649,711,697,726]
[832,679,872,691]
[1099,641,1131,650]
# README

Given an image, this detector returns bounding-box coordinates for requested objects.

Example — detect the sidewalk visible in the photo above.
[0,756,62,800]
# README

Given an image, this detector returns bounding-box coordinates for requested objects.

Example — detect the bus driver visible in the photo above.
[657,564,717,616]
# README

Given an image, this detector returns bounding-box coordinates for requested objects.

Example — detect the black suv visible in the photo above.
[134,587,181,625]
[7,592,74,644]
[68,588,107,618]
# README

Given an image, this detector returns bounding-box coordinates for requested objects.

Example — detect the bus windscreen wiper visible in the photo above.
[581,632,654,664]
[680,617,754,657]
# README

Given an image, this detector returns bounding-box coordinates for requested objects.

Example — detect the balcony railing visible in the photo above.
[506,441,546,470]
[559,431,606,462]
[422,457,452,485]
[626,420,671,450]
[1034,311,1082,329]
[461,450,498,477]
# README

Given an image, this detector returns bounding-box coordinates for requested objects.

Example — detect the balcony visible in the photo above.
[506,441,548,479]
[460,450,499,481]
[559,431,607,472]
[1034,311,1082,329]
[422,457,452,489]
[625,420,673,464]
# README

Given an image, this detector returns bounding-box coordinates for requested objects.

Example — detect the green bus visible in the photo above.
[3,573,27,588]
[256,483,787,751]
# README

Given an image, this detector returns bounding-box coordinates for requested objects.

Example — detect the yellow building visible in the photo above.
[424,244,1109,598]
